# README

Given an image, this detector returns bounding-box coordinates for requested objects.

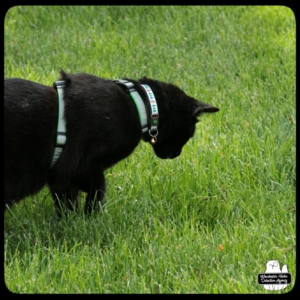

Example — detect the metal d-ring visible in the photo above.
[149,128,158,144]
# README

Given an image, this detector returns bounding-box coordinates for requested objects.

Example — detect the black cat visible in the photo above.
[4,70,219,215]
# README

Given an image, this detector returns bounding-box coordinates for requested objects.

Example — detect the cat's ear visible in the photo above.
[193,102,219,117]
[59,69,71,85]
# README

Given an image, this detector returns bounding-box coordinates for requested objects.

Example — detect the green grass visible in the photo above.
[4,6,295,293]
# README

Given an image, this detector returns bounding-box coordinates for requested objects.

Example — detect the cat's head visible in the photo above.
[138,78,219,159]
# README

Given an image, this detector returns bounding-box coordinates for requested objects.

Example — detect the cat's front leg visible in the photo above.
[84,173,106,215]
[48,184,80,218]
[73,164,106,215]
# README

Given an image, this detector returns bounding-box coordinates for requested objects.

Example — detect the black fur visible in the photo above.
[4,70,219,215]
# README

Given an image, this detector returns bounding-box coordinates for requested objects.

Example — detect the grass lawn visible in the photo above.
[4,6,295,293]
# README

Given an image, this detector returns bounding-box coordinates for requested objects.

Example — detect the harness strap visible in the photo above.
[141,84,159,137]
[51,80,67,168]
[114,80,159,139]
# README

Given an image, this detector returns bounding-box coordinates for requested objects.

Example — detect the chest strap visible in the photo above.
[50,80,67,168]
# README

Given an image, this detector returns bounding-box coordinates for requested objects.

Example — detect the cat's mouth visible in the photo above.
[153,146,182,159]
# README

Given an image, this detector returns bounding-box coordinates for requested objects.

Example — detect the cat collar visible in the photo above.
[114,80,159,144]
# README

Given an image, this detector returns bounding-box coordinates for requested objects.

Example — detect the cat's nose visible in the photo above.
[167,148,182,159]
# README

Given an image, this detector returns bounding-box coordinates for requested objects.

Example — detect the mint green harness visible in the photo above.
[50,79,159,168]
